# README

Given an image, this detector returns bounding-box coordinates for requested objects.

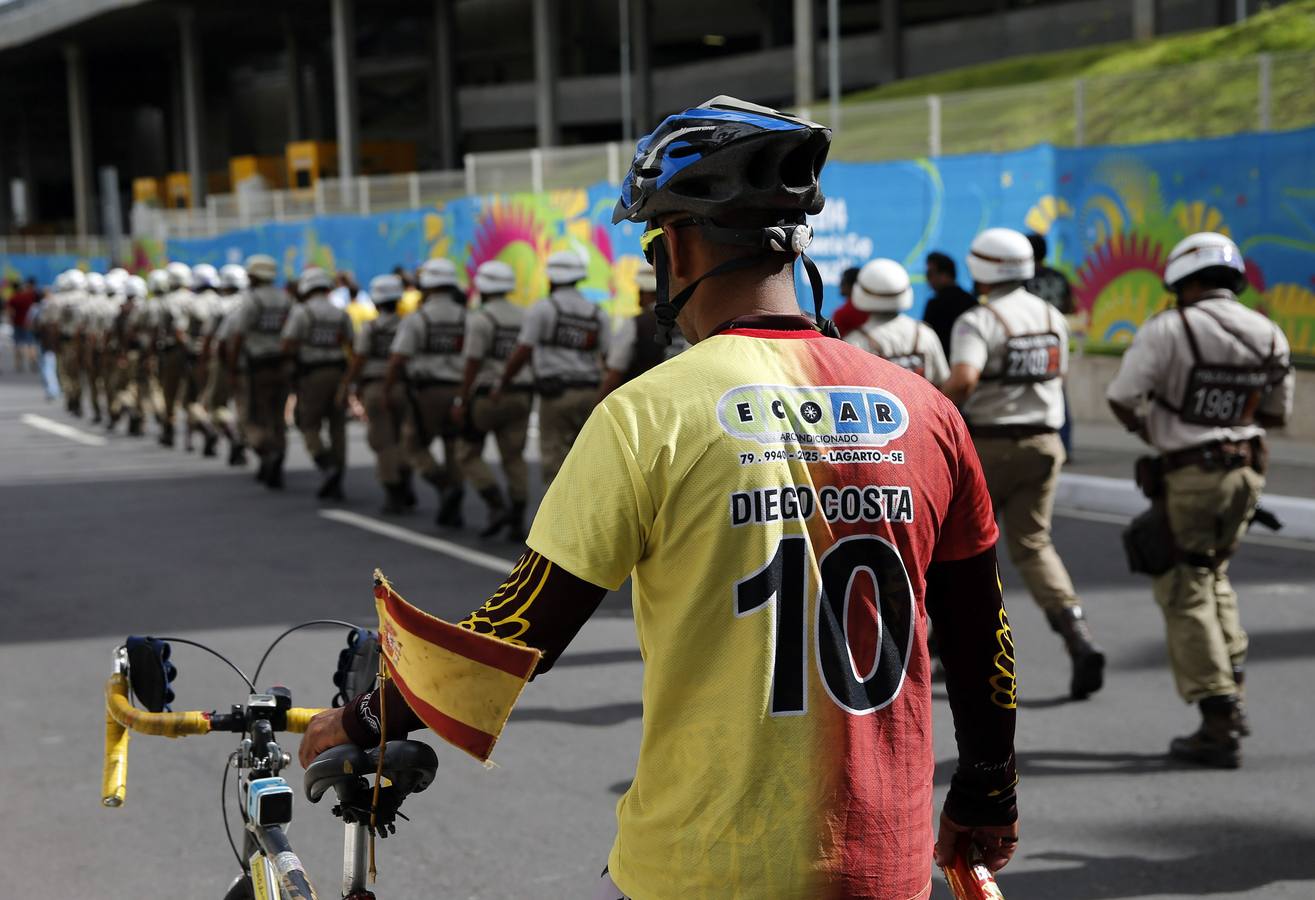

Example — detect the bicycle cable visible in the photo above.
[251,619,361,687]
[156,636,257,692]
[220,751,244,871]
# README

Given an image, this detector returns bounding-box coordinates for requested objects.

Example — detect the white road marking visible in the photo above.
[19,413,108,447]
[319,509,517,574]
[1054,505,1315,552]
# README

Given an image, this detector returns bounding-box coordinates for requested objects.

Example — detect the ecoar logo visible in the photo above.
[716,384,909,447]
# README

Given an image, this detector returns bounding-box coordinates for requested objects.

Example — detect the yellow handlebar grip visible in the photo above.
[285,708,327,734]
[103,710,128,807]
[105,674,212,737]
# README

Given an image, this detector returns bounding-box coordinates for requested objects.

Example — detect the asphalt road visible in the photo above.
[2,373,1313,900]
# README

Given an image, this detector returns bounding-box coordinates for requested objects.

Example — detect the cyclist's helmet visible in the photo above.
[613,96,834,343]
[613,95,830,226]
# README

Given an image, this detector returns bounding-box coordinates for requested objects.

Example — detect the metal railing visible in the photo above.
[40,48,1315,244]
[0,234,107,259]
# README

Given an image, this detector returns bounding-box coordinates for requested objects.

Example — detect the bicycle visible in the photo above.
[101,622,438,900]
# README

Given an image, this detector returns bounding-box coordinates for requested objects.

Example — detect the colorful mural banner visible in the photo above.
[6,127,1312,361]
[1,254,111,293]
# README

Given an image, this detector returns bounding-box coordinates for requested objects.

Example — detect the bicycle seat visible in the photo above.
[304,744,371,805]
[365,740,438,797]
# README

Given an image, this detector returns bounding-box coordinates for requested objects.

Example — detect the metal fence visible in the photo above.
[25,49,1313,245]
[0,234,108,259]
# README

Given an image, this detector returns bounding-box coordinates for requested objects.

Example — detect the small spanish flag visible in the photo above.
[373,570,541,763]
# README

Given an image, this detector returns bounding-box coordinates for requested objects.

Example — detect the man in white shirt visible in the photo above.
[844,258,949,387]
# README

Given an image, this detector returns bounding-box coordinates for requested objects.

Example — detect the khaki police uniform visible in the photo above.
[203,295,244,449]
[180,288,220,442]
[605,306,687,384]
[82,293,113,422]
[354,312,408,487]
[391,295,467,490]
[520,286,609,483]
[53,290,85,413]
[104,298,134,427]
[115,299,153,433]
[951,285,1077,613]
[282,295,352,469]
[232,285,293,461]
[845,313,950,386]
[1107,289,1293,703]
[156,288,192,439]
[460,298,533,506]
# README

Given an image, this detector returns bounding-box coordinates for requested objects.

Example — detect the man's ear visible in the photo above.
[664,221,695,282]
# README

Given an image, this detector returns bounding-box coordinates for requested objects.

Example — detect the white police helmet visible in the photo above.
[545,249,587,286]
[297,267,334,297]
[165,262,193,290]
[147,269,171,296]
[219,264,249,291]
[418,258,459,291]
[851,258,914,313]
[124,275,147,299]
[105,268,130,294]
[86,272,107,295]
[474,260,516,296]
[369,274,405,306]
[966,228,1035,285]
[1163,231,1248,293]
[244,254,278,284]
[634,261,657,294]
[191,263,219,290]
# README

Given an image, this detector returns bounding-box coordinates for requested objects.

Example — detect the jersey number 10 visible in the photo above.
[735,534,915,717]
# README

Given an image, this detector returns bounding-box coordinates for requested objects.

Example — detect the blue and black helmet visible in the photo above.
[613,96,831,225]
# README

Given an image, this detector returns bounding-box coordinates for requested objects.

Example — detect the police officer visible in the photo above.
[495,249,608,485]
[50,269,87,416]
[181,263,222,455]
[943,226,1105,700]
[282,267,353,500]
[1107,231,1293,768]
[204,264,250,465]
[599,261,687,400]
[456,260,532,539]
[142,269,172,434]
[99,269,132,431]
[110,275,150,436]
[81,271,111,425]
[230,255,293,488]
[386,258,467,526]
[157,261,193,447]
[844,258,950,386]
[345,274,410,514]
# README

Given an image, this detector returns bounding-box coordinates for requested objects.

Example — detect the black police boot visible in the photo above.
[158,421,175,448]
[266,452,285,490]
[106,412,120,433]
[505,501,527,543]
[127,416,144,437]
[317,464,345,501]
[381,482,407,516]
[1170,695,1242,769]
[91,409,103,425]
[229,443,248,467]
[202,431,219,458]
[436,486,465,528]
[1233,666,1251,737]
[1047,606,1106,700]
[477,487,510,538]
[399,469,418,509]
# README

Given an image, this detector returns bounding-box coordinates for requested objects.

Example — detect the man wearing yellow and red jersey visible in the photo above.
[300,96,1018,899]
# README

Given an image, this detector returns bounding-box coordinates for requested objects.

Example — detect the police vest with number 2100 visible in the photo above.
[980,303,1062,384]
[1156,306,1287,427]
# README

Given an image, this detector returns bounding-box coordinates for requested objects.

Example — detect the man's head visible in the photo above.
[369,273,405,313]
[165,262,193,292]
[614,96,832,343]
[966,228,1034,296]
[839,266,860,300]
[851,258,913,318]
[245,255,278,286]
[219,264,249,295]
[925,252,957,291]
[417,258,461,302]
[545,250,588,290]
[474,260,516,301]
[192,264,219,293]
[1163,231,1248,305]
[297,267,334,300]
[1026,232,1048,265]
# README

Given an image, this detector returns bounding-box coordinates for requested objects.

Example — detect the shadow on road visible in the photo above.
[1005,822,1315,898]
[554,648,643,669]
[1117,626,1315,671]
[935,750,1197,784]
[511,701,643,726]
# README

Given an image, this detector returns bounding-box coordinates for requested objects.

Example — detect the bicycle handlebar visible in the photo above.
[102,673,326,807]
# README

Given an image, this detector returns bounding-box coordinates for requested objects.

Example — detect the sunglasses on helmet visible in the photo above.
[639,219,699,264]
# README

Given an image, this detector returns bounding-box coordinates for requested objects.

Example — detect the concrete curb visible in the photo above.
[1056,472,1315,543]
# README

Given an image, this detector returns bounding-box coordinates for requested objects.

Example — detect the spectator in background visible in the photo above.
[922,251,976,357]
[1024,233,1074,315]
[394,265,422,316]
[31,287,61,400]
[7,277,41,373]
[1024,232,1076,453]
[829,265,865,337]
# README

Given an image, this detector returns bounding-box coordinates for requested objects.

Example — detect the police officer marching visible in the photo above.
[344,274,411,515]
[844,258,950,386]
[1107,231,1293,768]
[230,255,293,489]
[386,258,468,527]
[598,261,687,400]
[181,263,222,455]
[110,275,151,436]
[456,260,532,539]
[942,226,1106,700]
[204,263,250,466]
[281,267,353,500]
[495,249,609,485]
